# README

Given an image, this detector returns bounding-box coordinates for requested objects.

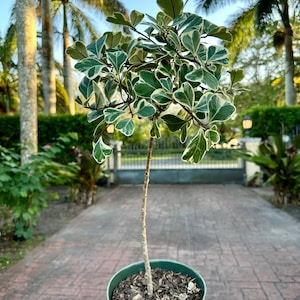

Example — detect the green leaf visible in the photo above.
[0,174,10,182]
[104,79,118,101]
[106,12,132,27]
[136,100,156,118]
[206,46,229,65]
[22,212,31,221]
[66,41,88,60]
[174,13,203,33]
[207,25,232,42]
[87,110,104,123]
[150,120,161,138]
[79,77,94,100]
[87,35,107,57]
[194,92,211,113]
[185,68,202,82]
[151,88,172,105]
[173,82,194,109]
[75,58,105,79]
[157,60,174,77]
[228,69,244,85]
[205,129,220,147]
[159,78,173,92]
[129,47,147,65]
[115,118,135,136]
[93,82,106,108]
[166,30,181,49]
[134,71,161,97]
[182,130,207,163]
[157,0,184,19]
[92,137,113,164]
[130,10,144,26]
[105,31,123,49]
[106,50,127,73]
[104,108,126,123]
[180,123,189,143]
[156,11,172,27]
[208,95,236,122]
[202,69,219,90]
[161,114,187,132]
[181,30,201,55]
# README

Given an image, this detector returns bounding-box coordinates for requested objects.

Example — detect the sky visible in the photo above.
[0,0,248,65]
[0,0,248,35]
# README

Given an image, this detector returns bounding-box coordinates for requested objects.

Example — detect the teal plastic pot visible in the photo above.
[107,259,206,299]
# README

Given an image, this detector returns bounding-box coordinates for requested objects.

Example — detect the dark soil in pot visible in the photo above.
[112,267,204,299]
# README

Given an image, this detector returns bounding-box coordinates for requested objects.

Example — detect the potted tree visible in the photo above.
[67,0,242,298]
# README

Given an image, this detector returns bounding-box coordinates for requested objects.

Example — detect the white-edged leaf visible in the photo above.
[151,89,172,105]
[182,130,207,163]
[134,71,161,97]
[136,100,156,118]
[181,30,201,55]
[104,108,126,123]
[87,35,107,57]
[208,95,236,122]
[75,58,105,79]
[206,46,229,65]
[115,118,135,136]
[173,82,194,109]
[92,137,113,164]
[106,50,127,73]
[87,110,104,123]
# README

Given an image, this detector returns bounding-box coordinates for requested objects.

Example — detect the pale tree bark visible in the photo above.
[63,1,75,115]
[42,0,57,115]
[282,1,296,106]
[16,0,38,164]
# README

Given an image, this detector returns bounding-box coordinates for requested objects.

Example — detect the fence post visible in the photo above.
[109,141,122,185]
[241,137,261,185]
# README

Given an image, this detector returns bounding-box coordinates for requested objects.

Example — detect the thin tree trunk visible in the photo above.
[42,0,57,115]
[141,136,154,297]
[284,26,296,106]
[282,1,296,106]
[16,0,38,164]
[63,1,75,115]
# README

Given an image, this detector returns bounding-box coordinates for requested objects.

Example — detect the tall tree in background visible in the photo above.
[52,0,129,115]
[0,24,18,113]
[42,0,57,115]
[196,0,297,106]
[16,0,38,163]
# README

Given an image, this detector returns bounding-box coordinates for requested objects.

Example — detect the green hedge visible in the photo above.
[0,114,95,150]
[1,106,300,148]
[243,106,300,138]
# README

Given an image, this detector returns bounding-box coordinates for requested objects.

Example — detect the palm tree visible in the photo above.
[41,0,57,115]
[0,24,19,113]
[51,0,129,115]
[195,0,297,106]
[16,0,38,163]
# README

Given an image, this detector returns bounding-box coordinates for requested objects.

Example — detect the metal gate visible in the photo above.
[108,139,245,184]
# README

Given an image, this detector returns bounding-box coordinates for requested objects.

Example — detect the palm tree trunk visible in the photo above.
[141,136,154,297]
[42,0,57,115]
[16,0,38,163]
[63,1,75,115]
[282,1,296,106]
[284,27,296,106]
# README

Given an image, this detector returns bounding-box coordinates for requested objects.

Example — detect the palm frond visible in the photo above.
[1,24,17,64]
[255,0,278,29]
[195,0,240,13]
[225,7,256,64]
[68,3,98,41]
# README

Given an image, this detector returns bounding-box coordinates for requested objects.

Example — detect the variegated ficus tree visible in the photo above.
[67,0,242,296]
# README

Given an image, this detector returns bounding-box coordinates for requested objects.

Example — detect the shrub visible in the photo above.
[0,135,79,239]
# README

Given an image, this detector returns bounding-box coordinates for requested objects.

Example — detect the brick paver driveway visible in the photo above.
[0,185,299,299]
